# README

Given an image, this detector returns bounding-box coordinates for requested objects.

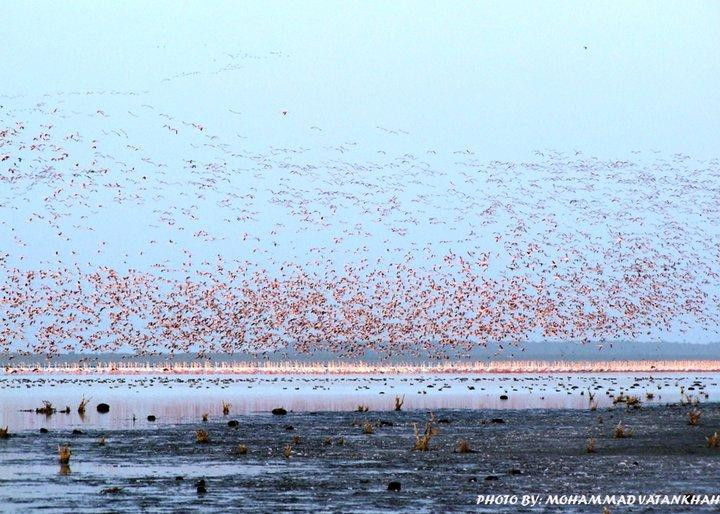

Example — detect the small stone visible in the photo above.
[387,481,401,492]
[39,428,49,434]
[227,420,239,428]
[147,415,156,422]
[272,408,287,416]
[72,429,84,434]
[499,395,509,400]
[196,479,207,494]
[485,475,499,481]
[96,403,110,414]
[508,468,522,475]
[491,418,505,424]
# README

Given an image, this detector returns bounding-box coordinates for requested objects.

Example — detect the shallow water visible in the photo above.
[0,372,717,430]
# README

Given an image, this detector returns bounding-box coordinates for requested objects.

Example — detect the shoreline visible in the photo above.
[5,359,720,375]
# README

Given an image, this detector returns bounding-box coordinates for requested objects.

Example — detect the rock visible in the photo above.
[196,479,207,494]
[284,425,295,431]
[39,428,49,434]
[72,429,84,434]
[468,477,477,483]
[499,395,509,400]
[96,403,110,414]
[147,415,156,422]
[101,487,123,495]
[272,407,287,415]
[227,420,239,428]
[175,476,184,481]
[387,481,402,492]
[508,468,522,475]
[485,475,499,481]
[438,418,451,424]
[490,418,505,424]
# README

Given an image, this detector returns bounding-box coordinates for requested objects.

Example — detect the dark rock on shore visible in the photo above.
[96,403,110,413]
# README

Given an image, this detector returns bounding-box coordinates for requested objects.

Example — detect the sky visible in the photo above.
[2,1,719,158]
[1,1,719,353]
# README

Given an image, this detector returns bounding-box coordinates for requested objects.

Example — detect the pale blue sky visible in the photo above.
[3,1,719,158]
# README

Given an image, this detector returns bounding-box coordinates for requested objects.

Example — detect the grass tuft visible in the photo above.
[78,397,90,414]
[58,445,71,464]
[688,408,701,426]
[706,432,719,448]
[586,437,596,453]
[456,439,473,453]
[222,402,231,416]
[613,422,631,438]
[36,401,55,416]
[625,396,641,408]
[195,430,211,443]
[394,395,404,411]
[413,414,438,451]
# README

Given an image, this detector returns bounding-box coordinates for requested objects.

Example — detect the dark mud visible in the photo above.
[1,403,719,512]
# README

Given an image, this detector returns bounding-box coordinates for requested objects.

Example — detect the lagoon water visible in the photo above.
[2,372,717,431]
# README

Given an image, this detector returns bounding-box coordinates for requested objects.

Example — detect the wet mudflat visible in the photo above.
[1,401,719,513]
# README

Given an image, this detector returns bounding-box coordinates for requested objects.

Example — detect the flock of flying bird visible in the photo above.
[1,75,719,359]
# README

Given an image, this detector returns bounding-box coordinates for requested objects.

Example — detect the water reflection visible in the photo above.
[0,372,716,431]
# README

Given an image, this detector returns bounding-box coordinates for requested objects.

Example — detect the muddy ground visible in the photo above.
[1,402,719,512]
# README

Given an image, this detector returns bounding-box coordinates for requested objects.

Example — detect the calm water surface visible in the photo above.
[1,372,716,431]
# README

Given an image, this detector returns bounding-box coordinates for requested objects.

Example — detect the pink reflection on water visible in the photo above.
[1,372,716,431]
